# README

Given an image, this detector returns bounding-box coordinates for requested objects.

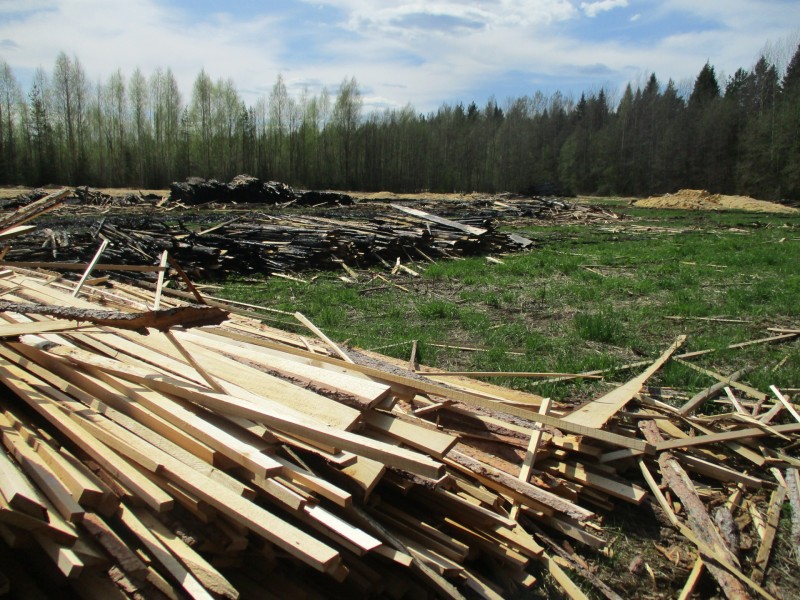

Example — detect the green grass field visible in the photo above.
[218,203,799,407]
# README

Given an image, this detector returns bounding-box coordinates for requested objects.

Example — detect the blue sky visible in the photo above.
[0,0,798,112]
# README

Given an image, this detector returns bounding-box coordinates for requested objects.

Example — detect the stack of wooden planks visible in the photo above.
[0,265,797,599]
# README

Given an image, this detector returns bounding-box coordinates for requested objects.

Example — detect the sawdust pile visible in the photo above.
[634,189,798,214]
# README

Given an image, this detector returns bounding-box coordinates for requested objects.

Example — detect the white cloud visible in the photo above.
[0,0,798,113]
[580,1,629,18]
[0,0,57,13]
[630,13,641,22]
[302,1,578,32]
[0,0,285,104]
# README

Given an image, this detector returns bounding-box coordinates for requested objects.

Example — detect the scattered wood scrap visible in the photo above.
[0,266,796,599]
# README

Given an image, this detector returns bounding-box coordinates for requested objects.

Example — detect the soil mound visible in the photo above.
[634,189,798,214]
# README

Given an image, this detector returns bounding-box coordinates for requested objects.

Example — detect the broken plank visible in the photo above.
[678,368,746,416]
[564,335,685,429]
[133,507,240,599]
[445,451,594,521]
[656,423,800,451]
[751,484,787,584]
[391,204,488,236]
[117,504,216,600]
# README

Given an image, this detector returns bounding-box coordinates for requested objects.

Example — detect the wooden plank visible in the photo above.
[181,328,391,406]
[391,204,488,236]
[304,504,382,555]
[149,330,362,430]
[339,455,385,498]
[0,488,77,545]
[540,552,590,600]
[32,438,105,506]
[15,342,283,478]
[35,534,84,579]
[8,343,251,473]
[0,224,37,241]
[536,514,607,550]
[117,504,216,600]
[133,507,240,599]
[675,359,768,402]
[541,458,647,504]
[274,456,353,508]
[199,328,653,453]
[81,398,255,500]
[71,355,444,479]
[770,385,800,423]
[678,368,746,416]
[11,346,221,467]
[677,453,764,488]
[0,423,84,523]
[656,422,800,451]
[564,335,685,429]
[53,392,343,574]
[0,319,89,337]
[511,397,552,520]
[163,329,228,393]
[363,410,457,457]
[152,250,170,311]
[72,239,110,298]
[0,443,48,520]
[751,485,787,584]
[418,371,601,378]
[677,558,704,600]
[294,311,355,363]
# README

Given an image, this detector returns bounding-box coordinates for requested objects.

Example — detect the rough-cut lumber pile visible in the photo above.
[0,266,796,599]
[429,196,622,225]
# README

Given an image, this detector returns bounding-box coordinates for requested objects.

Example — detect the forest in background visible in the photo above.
[0,42,799,200]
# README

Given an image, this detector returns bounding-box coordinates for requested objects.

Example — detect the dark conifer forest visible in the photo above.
[1,44,800,199]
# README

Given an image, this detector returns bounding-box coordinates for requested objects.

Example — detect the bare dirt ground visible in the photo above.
[634,188,799,213]
[0,185,170,199]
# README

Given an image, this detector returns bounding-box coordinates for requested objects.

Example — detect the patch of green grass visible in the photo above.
[215,205,800,400]
[573,307,623,344]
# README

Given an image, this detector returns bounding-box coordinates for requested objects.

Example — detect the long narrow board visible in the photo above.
[179,329,391,407]
[563,336,686,429]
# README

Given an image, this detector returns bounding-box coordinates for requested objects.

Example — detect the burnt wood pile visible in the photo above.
[169,175,354,207]
[2,205,536,280]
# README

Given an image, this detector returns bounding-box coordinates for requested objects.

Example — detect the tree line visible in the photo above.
[1,45,799,200]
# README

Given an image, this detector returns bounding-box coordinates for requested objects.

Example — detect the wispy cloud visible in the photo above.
[580,1,629,19]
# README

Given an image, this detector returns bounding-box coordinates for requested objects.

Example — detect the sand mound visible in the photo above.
[634,189,798,214]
